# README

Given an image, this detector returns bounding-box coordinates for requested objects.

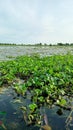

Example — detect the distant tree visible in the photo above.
[44,43,47,46]
[70,43,73,45]
[49,44,52,46]
[35,43,42,46]
[57,43,63,46]
[65,43,69,45]
[39,43,42,45]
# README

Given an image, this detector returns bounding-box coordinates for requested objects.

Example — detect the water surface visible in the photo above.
[0,87,73,130]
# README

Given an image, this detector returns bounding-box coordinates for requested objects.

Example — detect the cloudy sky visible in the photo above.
[0,0,73,44]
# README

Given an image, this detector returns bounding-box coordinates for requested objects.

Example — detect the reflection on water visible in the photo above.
[0,87,73,130]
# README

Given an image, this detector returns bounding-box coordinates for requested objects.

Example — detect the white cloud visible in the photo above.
[0,0,73,43]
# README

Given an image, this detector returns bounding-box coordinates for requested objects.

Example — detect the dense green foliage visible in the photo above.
[0,54,73,125]
[0,54,73,100]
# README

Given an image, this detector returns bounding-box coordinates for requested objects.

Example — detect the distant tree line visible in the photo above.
[0,42,73,46]
[57,43,73,46]
[0,43,16,45]
[34,42,73,46]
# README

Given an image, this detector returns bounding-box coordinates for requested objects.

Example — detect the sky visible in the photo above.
[0,0,73,44]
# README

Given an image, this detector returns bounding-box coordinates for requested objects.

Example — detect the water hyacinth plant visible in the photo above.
[0,53,73,125]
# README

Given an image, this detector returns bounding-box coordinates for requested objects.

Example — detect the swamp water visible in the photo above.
[0,45,73,61]
[0,45,73,129]
[0,87,73,130]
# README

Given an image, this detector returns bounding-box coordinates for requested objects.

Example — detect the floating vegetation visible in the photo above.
[0,53,73,127]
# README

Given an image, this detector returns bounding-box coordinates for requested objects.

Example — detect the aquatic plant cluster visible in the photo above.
[0,54,73,125]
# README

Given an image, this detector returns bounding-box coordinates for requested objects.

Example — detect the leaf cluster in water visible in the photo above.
[0,54,73,125]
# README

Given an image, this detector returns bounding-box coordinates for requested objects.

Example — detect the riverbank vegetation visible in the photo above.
[0,53,73,125]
